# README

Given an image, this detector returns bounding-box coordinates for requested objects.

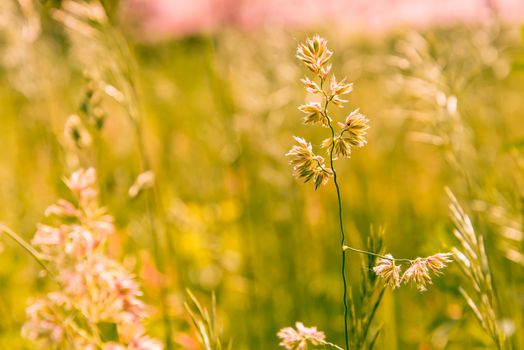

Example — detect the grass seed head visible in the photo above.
[277,322,326,350]
[296,35,333,77]
[373,254,402,289]
[286,136,333,189]
[341,109,370,147]
[402,257,432,292]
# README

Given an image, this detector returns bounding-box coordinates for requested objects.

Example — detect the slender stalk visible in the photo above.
[0,224,54,278]
[320,78,350,350]
[343,246,412,263]
[107,29,174,348]
[323,340,345,350]
[131,97,174,350]
[319,76,413,350]
[329,125,350,350]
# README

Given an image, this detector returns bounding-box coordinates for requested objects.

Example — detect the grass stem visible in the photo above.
[0,224,54,278]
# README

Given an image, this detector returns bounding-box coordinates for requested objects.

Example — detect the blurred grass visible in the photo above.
[1,2,524,349]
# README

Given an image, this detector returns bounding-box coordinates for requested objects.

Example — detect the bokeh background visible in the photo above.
[1,0,524,349]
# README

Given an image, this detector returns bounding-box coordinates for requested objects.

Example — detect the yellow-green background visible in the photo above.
[1,2,524,349]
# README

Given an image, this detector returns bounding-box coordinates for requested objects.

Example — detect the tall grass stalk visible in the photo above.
[284,36,454,349]
[390,28,514,347]
[53,2,176,346]
[321,78,351,350]
[185,290,231,350]
[447,188,506,349]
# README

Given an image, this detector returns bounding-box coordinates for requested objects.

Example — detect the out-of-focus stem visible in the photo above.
[103,27,175,349]
[0,224,54,277]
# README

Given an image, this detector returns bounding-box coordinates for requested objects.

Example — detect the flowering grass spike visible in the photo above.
[283,35,454,350]
[22,168,162,350]
[284,34,370,350]
[287,36,369,189]
[278,322,344,350]
[296,35,333,78]
[278,322,326,350]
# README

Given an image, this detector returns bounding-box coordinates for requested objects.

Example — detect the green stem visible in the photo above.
[329,125,350,350]
[107,28,174,348]
[321,78,350,350]
[0,224,54,277]
[319,78,413,350]
[131,95,174,350]
[318,76,415,350]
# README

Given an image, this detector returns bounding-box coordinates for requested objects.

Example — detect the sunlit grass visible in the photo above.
[1,1,524,349]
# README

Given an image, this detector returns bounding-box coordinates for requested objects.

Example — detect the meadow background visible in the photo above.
[1,0,524,349]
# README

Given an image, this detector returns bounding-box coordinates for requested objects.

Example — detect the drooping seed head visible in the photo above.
[373,254,401,289]
[425,253,453,275]
[402,258,432,292]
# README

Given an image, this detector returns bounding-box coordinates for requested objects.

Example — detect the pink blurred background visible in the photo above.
[120,0,524,41]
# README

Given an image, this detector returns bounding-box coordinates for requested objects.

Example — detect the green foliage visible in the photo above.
[348,228,386,350]
[97,322,119,343]
[185,291,230,350]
